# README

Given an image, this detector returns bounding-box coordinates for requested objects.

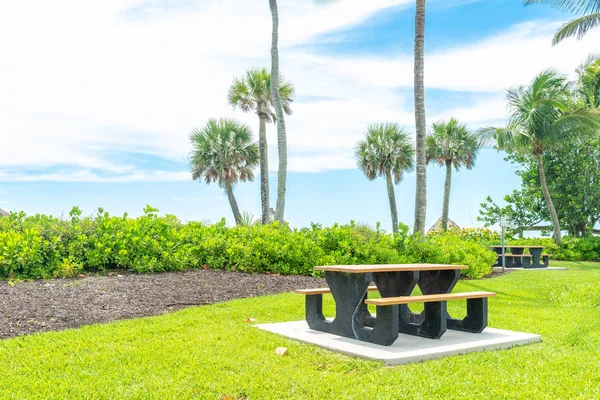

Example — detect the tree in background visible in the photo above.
[525,0,600,45]
[269,0,290,224]
[356,123,415,234]
[189,118,259,225]
[479,190,548,238]
[413,0,428,236]
[426,118,480,231]
[228,68,294,224]
[478,70,600,244]
[480,133,600,237]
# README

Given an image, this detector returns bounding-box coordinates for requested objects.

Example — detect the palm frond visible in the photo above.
[552,12,600,45]
[547,108,600,142]
[524,0,599,15]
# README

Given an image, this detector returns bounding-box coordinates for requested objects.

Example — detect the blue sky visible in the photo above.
[0,0,598,231]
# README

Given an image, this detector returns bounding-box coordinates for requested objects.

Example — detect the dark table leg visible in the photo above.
[378,269,461,339]
[419,269,460,294]
[510,247,524,268]
[420,269,485,336]
[305,271,399,345]
[529,248,543,268]
[491,248,503,266]
[372,270,419,325]
[374,270,446,339]
[446,297,489,333]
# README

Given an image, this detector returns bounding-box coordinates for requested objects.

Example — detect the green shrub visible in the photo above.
[503,236,600,262]
[427,227,501,244]
[395,225,496,279]
[0,208,499,279]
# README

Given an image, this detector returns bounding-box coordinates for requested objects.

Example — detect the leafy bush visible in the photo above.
[505,236,600,262]
[397,225,496,278]
[0,208,498,279]
[427,227,501,244]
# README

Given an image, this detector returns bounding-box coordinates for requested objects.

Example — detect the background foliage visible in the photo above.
[479,135,600,237]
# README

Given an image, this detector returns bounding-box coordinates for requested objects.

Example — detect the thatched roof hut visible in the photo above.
[427,217,460,233]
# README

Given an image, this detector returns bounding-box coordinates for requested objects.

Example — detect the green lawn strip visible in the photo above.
[1,261,599,399]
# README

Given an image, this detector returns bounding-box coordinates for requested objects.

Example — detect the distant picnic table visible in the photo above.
[489,245,550,268]
[295,264,495,346]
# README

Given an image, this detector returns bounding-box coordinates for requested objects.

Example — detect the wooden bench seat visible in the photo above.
[295,285,378,295]
[365,291,496,339]
[365,291,496,306]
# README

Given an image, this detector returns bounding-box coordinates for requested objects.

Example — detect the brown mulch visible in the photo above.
[0,269,325,340]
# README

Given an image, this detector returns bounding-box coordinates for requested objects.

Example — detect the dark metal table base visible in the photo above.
[304,270,489,344]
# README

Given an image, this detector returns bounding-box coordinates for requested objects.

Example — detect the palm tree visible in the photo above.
[356,123,415,234]
[576,54,600,109]
[426,118,480,232]
[269,0,289,224]
[413,0,428,236]
[228,68,294,225]
[189,118,259,225]
[524,0,600,45]
[479,70,600,245]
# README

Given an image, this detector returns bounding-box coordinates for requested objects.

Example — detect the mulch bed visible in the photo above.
[0,269,325,340]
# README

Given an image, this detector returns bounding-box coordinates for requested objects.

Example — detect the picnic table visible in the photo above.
[295,264,495,346]
[489,245,548,268]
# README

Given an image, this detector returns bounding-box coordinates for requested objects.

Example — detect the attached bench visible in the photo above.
[294,286,378,295]
[365,291,496,340]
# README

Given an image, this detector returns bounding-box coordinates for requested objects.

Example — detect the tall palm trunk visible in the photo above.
[224,181,242,225]
[536,153,562,245]
[270,0,288,223]
[441,160,452,231]
[413,0,427,236]
[385,170,399,234]
[258,116,270,224]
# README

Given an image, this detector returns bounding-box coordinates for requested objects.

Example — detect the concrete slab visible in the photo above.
[494,266,567,271]
[257,320,541,365]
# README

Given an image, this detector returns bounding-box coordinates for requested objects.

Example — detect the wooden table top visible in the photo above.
[489,245,545,249]
[313,264,468,273]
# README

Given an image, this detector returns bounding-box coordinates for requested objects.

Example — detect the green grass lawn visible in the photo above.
[1,262,600,399]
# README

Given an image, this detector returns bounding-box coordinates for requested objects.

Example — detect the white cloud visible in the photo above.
[0,1,598,182]
[313,21,600,92]
[0,170,189,182]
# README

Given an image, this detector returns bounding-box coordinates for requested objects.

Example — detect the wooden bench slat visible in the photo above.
[295,285,379,295]
[365,291,496,306]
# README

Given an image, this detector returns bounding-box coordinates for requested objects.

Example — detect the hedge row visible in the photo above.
[432,228,600,262]
[0,207,497,280]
